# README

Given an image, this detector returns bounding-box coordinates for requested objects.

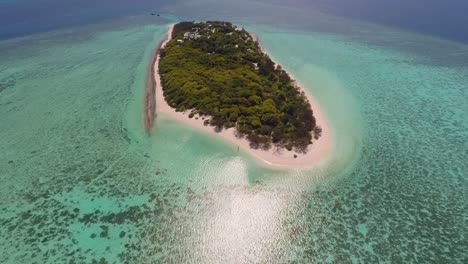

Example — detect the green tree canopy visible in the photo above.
[159,21,320,151]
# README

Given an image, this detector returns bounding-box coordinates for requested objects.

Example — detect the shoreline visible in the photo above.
[152,24,332,169]
[143,39,164,134]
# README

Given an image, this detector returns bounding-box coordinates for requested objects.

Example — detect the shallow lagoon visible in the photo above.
[0,1,466,263]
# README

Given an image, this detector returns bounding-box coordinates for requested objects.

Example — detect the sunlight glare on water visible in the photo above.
[0,0,466,263]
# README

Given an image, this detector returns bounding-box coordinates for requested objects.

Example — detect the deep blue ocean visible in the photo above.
[2,0,468,43]
[1,0,466,263]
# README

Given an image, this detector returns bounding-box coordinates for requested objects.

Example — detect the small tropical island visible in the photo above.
[150,21,331,168]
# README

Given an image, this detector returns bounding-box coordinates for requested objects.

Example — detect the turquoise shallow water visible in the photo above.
[1,4,467,264]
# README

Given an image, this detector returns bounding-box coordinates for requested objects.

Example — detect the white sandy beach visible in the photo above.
[154,24,331,168]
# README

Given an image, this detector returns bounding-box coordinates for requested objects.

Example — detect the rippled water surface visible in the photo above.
[0,1,467,263]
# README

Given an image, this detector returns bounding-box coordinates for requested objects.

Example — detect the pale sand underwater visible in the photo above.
[153,24,332,169]
[1,10,466,262]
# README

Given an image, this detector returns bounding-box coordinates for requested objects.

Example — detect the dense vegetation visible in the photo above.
[159,21,321,152]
